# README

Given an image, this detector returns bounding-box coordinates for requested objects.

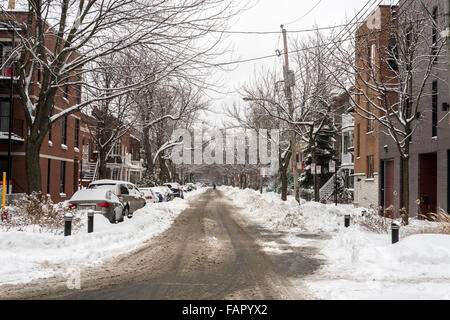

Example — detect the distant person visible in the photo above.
[213,183,216,190]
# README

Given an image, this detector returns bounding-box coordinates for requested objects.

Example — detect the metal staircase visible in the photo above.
[319,168,343,201]
[82,160,99,182]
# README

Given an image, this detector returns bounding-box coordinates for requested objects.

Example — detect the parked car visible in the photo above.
[186,183,197,191]
[164,182,184,199]
[68,189,124,223]
[158,186,174,201]
[88,180,146,218]
[140,188,159,204]
[150,187,164,202]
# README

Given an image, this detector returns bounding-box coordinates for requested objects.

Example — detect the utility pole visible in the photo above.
[281,25,299,203]
[446,0,450,97]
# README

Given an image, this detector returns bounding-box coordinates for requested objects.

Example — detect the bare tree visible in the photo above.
[0,0,243,194]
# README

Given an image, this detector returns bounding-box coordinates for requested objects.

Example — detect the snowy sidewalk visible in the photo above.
[221,186,450,300]
[0,188,206,286]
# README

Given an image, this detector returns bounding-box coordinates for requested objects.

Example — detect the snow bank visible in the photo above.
[0,188,205,285]
[221,186,450,300]
[220,186,304,231]
[308,231,450,299]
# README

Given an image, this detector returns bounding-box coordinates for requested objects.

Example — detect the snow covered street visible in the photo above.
[0,188,205,287]
[1,186,449,300]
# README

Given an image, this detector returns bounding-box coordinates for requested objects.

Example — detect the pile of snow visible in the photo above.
[0,188,205,285]
[220,186,304,231]
[308,231,450,299]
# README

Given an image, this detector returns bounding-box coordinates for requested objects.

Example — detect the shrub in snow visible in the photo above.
[137,173,158,188]
[0,192,81,235]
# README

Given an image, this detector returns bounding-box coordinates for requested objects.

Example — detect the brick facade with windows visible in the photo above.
[0,11,83,203]
[353,5,397,208]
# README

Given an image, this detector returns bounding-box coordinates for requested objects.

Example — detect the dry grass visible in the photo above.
[353,205,397,234]
[417,208,450,235]
[0,192,81,235]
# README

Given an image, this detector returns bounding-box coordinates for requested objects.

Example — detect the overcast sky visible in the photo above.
[200,0,394,127]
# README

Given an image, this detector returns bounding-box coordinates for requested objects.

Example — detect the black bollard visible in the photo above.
[88,210,94,233]
[391,223,400,244]
[64,214,72,236]
[344,214,350,227]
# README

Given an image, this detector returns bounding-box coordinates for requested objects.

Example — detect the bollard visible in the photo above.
[64,213,73,236]
[391,223,400,244]
[88,209,94,233]
[344,214,350,227]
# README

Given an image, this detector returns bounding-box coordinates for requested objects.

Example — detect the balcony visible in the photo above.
[0,118,24,143]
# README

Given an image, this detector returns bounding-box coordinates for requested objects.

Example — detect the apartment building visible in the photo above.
[0,11,84,203]
[80,113,145,186]
[379,0,449,216]
[353,5,398,209]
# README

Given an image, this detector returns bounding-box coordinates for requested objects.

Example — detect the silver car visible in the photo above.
[88,180,146,218]
[68,189,124,223]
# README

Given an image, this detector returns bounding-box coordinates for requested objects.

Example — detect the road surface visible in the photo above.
[1,189,323,299]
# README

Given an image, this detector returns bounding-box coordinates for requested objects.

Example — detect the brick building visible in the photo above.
[353,5,398,209]
[0,10,145,203]
[0,11,84,203]
[379,0,449,216]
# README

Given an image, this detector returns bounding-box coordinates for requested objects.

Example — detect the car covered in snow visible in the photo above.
[153,186,173,202]
[163,182,184,199]
[87,180,146,218]
[140,188,159,204]
[68,189,124,223]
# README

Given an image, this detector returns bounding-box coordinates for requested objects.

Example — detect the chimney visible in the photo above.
[8,0,15,10]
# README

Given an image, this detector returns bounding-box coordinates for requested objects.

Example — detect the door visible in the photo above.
[384,160,395,214]
[419,153,437,215]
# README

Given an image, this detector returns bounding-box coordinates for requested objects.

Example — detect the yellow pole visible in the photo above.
[2,172,6,209]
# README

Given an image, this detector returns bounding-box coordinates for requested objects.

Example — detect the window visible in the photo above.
[112,141,121,156]
[343,131,354,153]
[64,84,69,100]
[432,7,438,63]
[388,37,398,71]
[60,161,66,194]
[48,109,53,141]
[367,155,374,178]
[62,116,67,145]
[356,124,361,158]
[0,44,13,77]
[74,119,80,148]
[120,184,129,195]
[46,159,51,195]
[0,99,10,132]
[368,43,376,66]
[367,103,375,132]
[432,81,438,137]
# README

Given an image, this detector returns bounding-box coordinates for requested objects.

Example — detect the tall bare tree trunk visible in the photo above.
[401,155,409,225]
[98,149,108,179]
[25,137,43,194]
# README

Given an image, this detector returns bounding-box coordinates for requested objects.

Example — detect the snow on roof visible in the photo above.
[0,132,24,142]
[89,179,135,185]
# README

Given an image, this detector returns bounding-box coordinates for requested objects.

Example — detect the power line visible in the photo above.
[285,0,323,26]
